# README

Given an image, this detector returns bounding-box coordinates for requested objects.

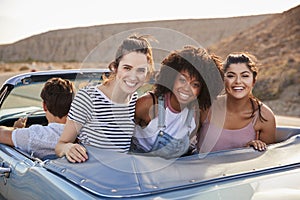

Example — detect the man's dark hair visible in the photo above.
[40,78,75,118]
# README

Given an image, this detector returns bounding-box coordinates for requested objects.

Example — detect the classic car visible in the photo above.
[0,69,300,200]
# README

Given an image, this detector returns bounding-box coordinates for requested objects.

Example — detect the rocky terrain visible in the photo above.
[0,15,269,62]
[209,5,300,117]
[0,5,299,117]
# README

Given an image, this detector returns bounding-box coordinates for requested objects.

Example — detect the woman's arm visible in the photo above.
[248,104,276,151]
[55,118,88,163]
[258,104,276,144]
[135,93,156,127]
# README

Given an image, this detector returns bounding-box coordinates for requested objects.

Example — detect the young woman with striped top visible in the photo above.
[55,34,154,163]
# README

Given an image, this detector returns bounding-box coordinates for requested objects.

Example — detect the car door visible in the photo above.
[0,144,38,199]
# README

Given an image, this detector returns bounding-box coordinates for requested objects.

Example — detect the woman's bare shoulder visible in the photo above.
[136,93,156,112]
[137,93,155,104]
[260,103,275,119]
[135,92,157,126]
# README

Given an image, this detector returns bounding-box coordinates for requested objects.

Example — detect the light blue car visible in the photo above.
[0,69,299,199]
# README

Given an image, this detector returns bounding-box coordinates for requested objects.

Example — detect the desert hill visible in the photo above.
[0,15,269,62]
[208,5,300,117]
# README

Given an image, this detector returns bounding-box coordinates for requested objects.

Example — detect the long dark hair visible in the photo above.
[223,52,267,122]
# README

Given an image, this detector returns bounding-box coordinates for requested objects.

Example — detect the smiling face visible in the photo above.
[172,70,201,106]
[224,63,255,99]
[116,52,149,95]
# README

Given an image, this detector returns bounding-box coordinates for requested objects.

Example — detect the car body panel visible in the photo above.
[43,133,300,198]
[0,145,98,200]
[0,69,299,199]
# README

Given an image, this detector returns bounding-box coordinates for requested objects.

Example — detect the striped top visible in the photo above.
[68,85,137,153]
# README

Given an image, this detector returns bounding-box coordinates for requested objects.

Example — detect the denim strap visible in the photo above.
[186,109,194,128]
[157,96,165,129]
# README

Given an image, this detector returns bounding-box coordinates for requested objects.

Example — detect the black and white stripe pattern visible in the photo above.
[68,85,137,153]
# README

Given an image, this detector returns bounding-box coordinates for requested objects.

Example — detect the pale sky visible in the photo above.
[0,0,299,45]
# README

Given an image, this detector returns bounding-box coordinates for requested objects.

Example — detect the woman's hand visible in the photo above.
[246,140,267,151]
[64,143,88,163]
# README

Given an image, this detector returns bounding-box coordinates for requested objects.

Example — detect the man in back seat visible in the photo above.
[0,77,75,159]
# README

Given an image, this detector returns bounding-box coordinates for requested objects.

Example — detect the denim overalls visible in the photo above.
[130,96,194,159]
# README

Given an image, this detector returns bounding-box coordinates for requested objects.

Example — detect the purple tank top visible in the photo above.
[198,113,258,153]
